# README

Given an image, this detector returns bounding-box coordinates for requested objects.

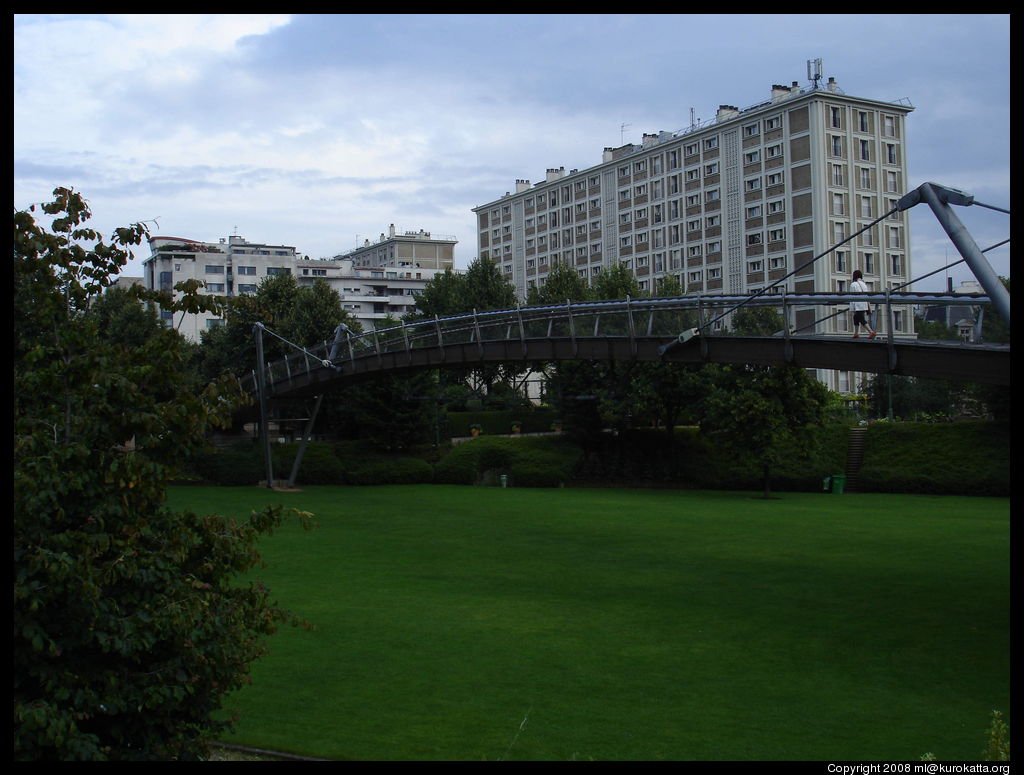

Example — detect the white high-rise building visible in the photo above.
[473,70,915,392]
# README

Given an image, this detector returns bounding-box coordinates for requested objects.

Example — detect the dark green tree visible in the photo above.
[730,304,786,336]
[701,364,830,498]
[526,259,592,306]
[15,188,311,761]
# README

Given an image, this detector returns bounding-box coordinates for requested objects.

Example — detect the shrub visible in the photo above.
[191,442,264,486]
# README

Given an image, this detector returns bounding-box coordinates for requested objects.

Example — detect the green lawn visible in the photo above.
[166,485,1010,761]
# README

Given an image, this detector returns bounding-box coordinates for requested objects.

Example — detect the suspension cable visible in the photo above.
[890,238,1009,292]
[254,322,333,367]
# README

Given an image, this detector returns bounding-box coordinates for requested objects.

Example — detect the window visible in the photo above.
[689,271,702,284]
[832,193,846,215]
[312,268,328,276]
[831,136,843,157]
[830,106,842,128]
[888,227,902,248]
[886,170,900,193]
[266,267,291,276]
[831,164,845,186]
[705,162,719,175]
[705,215,721,227]
[890,253,903,275]
[747,233,763,246]
[668,149,680,169]
[766,144,783,159]
[769,256,786,270]
[768,228,786,242]
[747,205,763,219]
[688,245,703,258]
[863,253,875,274]
[685,142,699,156]
[858,111,870,132]
[686,194,701,207]
[687,219,701,232]
[744,150,761,164]
[205,265,224,274]
[237,284,257,294]
[766,172,783,187]
[764,116,781,131]
[708,267,722,279]
[883,115,896,137]
[705,189,720,202]
[886,144,899,164]
[204,283,225,293]
[835,250,848,272]
[860,196,873,218]
[859,168,872,188]
[767,200,785,214]
[704,137,719,150]
[707,241,722,254]
[744,123,760,137]
[748,260,764,273]
[745,177,762,191]
[859,139,871,161]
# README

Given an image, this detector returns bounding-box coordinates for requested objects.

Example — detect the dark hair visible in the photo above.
[852,269,863,281]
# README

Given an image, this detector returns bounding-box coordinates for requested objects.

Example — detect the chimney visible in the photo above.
[716,104,740,122]
[642,133,658,147]
[388,223,395,238]
[603,147,615,162]
[545,167,566,183]
[827,76,838,92]
[771,84,791,102]
[516,179,531,193]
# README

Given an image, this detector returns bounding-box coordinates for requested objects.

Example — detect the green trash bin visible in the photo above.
[831,474,846,494]
[500,474,508,488]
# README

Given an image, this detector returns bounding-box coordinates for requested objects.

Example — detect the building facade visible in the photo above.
[473,72,914,392]
[142,229,457,340]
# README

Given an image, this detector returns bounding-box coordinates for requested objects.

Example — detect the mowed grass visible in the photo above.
[166,485,1010,761]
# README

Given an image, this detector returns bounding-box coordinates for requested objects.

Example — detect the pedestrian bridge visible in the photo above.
[241,291,1009,402]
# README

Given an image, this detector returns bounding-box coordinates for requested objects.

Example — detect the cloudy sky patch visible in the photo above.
[14,13,1009,289]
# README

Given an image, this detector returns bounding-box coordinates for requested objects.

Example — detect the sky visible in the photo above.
[13,13,1010,291]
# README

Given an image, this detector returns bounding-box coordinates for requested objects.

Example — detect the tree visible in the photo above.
[407,256,521,402]
[14,188,311,760]
[700,364,830,498]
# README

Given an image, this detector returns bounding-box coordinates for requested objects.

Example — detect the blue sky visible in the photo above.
[13,14,1010,289]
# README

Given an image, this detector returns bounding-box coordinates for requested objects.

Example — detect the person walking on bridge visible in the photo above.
[850,269,877,339]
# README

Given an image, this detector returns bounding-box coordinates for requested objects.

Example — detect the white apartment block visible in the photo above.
[143,229,457,341]
[473,71,915,393]
[342,223,455,272]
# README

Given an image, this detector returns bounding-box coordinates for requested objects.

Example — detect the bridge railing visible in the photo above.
[241,291,995,396]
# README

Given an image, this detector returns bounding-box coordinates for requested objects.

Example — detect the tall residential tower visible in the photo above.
[473,70,914,392]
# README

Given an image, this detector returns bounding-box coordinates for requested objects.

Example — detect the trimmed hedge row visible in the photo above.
[187,421,1008,496]
[434,435,581,487]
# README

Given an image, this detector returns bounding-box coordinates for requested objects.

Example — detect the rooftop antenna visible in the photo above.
[620,123,631,145]
[690,107,696,129]
[807,58,823,89]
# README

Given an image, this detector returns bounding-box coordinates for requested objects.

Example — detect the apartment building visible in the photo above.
[142,229,456,340]
[342,223,456,272]
[473,70,914,392]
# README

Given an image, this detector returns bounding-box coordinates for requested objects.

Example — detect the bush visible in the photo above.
[345,457,434,486]
[433,436,581,488]
[272,442,346,486]
[191,442,265,486]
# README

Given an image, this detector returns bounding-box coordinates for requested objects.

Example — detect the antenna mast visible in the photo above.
[807,58,823,89]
